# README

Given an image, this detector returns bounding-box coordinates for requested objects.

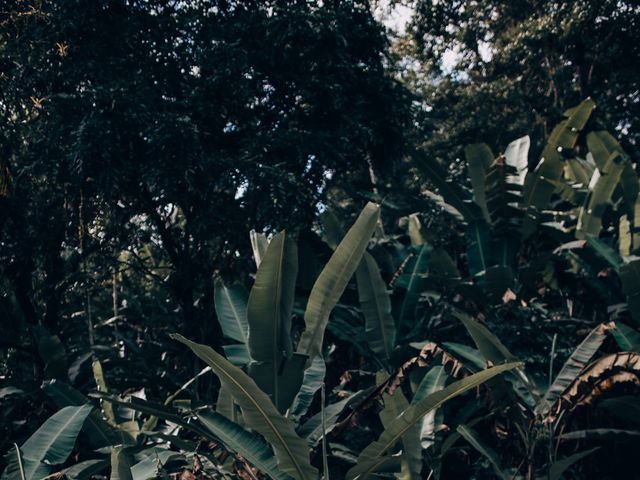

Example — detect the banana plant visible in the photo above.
[1,404,93,480]
[416,312,637,480]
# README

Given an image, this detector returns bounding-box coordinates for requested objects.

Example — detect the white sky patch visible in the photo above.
[375,0,413,36]
[441,48,461,73]
[376,1,494,75]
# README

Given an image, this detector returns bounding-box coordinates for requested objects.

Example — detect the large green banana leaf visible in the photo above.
[247,231,299,411]
[298,202,380,361]
[131,449,183,480]
[356,252,396,361]
[587,130,638,210]
[250,230,269,268]
[198,411,291,480]
[576,151,627,238]
[536,322,613,416]
[465,142,494,221]
[171,334,318,480]
[522,99,595,236]
[289,355,326,421]
[454,311,534,403]
[42,380,127,448]
[2,404,93,480]
[413,366,447,450]
[611,321,640,352]
[484,159,522,230]
[503,135,529,186]
[466,221,493,276]
[413,148,482,223]
[214,278,249,345]
[346,362,520,480]
[453,311,516,364]
[63,459,109,480]
[110,447,133,480]
[377,376,421,480]
[396,243,432,334]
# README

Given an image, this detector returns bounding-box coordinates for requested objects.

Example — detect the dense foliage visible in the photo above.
[2,2,640,480]
[400,0,640,168]
[0,0,412,360]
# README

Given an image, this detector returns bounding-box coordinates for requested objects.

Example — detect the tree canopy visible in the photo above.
[403,0,640,166]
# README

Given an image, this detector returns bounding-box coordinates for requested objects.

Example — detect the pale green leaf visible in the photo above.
[356,252,396,360]
[171,334,318,480]
[536,322,613,416]
[198,411,291,480]
[214,279,249,344]
[298,202,380,361]
[346,362,520,480]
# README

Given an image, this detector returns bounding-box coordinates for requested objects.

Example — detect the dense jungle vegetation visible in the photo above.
[2,1,640,479]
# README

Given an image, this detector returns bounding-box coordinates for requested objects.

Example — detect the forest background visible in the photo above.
[1,1,640,479]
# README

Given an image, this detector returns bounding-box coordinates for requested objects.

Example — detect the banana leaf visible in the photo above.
[298,202,380,361]
[611,321,640,353]
[110,447,133,480]
[92,358,116,426]
[577,151,627,238]
[250,230,269,268]
[413,148,482,223]
[466,221,493,275]
[288,355,326,421]
[503,135,530,186]
[131,449,183,480]
[536,322,613,416]
[2,404,93,480]
[559,429,640,441]
[428,247,461,285]
[63,459,109,480]
[356,252,396,361]
[214,278,249,345]
[464,142,494,221]
[587,130,638,211]
[247,231,299,411]
[345,362,520,480]
[452,311,516,364]
[41,380,127,448]
[396,244,431,335]
[377,379,421,480]
[620,214,631,256]
[172,334,318,480]
[198,411,291,480]
[585,234,623,270]
[412,366,448,450]
[407,214,425,246]
[522,99,595,236]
